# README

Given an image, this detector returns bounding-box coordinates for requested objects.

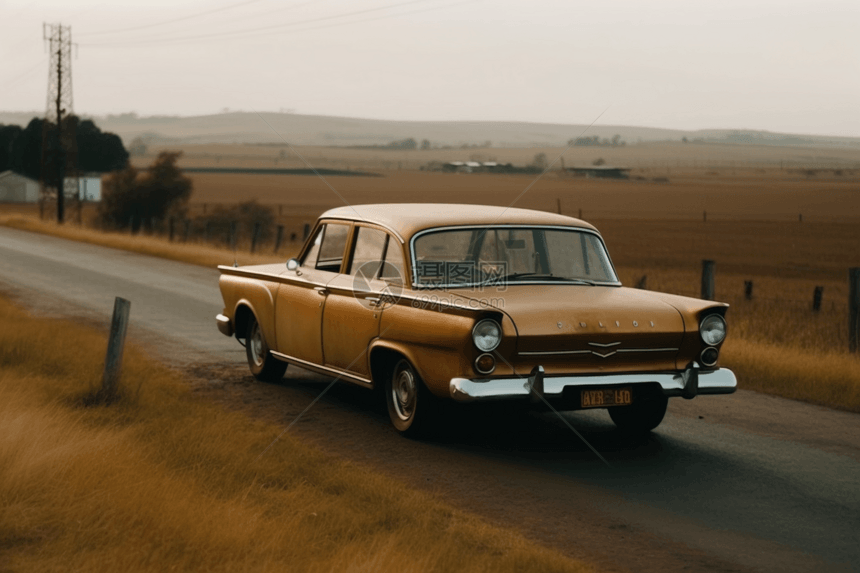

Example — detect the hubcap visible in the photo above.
[392,365,417,421]
[250,323,264,366]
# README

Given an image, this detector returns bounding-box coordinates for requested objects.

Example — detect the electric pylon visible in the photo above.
[40,23,78,223]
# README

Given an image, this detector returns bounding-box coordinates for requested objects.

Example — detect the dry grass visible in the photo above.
[0,213,292,268]
[0,296,591,573]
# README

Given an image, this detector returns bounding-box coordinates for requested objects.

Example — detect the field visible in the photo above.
[0,295,590,573]
[3,141,860,411]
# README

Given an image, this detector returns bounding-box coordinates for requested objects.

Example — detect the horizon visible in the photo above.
[2,1,858,138]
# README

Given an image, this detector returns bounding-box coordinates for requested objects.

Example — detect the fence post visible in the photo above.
[183,219,191,243]
[635,275,647,290]
[812,286,823,312]
[701,260,715,300]
[302,223,311,241]
[250,222,261,254]
[102,297,131,400]
[744,280,753,300]
[799,213,803,223]
[168,217,175,242]
[274,225,284,253]
[850,268,860,353]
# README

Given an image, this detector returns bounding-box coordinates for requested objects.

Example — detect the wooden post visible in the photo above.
[302,223,311,241]
[812,286,823,312]
[556,198,561,215]
[635,275,647,290]
[102,297,131,400]
[850,268,860,353]
[799,213,803,223]
[274,225,284,253]
[701,260,715,300]
[250,222,261,253]
[168,217,175,242]
[744,280,753,300]
[290,232,297,242]
[183,219,191,243]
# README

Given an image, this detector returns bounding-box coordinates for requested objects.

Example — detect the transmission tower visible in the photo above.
[41,23,78,223]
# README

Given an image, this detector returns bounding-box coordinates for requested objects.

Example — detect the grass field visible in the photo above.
[0,296,592,573]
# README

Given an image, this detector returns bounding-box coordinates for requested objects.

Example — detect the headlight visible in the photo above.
[473,319,502,352]
[700,314,726,346]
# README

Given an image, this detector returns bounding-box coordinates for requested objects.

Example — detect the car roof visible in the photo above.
[320,203,598,240]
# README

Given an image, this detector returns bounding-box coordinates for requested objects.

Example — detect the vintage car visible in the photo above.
[216,204,736,434]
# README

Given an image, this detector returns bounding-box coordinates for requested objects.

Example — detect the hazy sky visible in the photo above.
[2,0,858,136]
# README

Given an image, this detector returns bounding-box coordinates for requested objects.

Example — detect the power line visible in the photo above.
[79,0,442,47]
[77,0,269,37]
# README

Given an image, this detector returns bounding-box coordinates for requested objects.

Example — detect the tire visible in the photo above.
[608,392,668,433]
[385,358,436,436]
[245,314,288,382]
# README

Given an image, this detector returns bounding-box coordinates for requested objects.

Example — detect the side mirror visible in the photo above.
[286,258,299,271]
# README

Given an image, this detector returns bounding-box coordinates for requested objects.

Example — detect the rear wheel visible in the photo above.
[386,358,436,436]
[246,314,288,382]
[608,392,668,433]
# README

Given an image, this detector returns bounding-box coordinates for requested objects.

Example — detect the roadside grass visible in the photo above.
[0,213,292,268]
[2,213,859,413]
[0,297,590,573]
[721,338,860,413]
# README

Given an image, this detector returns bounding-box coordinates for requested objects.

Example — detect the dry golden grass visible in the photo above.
[0,213,293,268]
[0,296,592,573]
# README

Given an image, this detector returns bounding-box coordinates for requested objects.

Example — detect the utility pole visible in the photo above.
[41,23,77,224]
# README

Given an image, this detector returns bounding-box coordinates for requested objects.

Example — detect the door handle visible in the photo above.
[314,287,328,296]
[366,297,381,307]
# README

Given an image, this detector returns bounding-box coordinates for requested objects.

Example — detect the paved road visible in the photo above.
[1,226,858,573]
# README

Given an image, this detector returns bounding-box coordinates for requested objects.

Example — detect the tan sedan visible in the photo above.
[216,204,736,434]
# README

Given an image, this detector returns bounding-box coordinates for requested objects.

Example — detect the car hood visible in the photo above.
[455,285,688,355]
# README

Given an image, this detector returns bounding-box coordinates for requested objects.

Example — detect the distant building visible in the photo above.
[0,171,39,202]
[566,166,630,179]
[75,175,103,201]
[442,161,505,174]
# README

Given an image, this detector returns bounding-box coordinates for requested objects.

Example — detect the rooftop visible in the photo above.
[320,203,595,240]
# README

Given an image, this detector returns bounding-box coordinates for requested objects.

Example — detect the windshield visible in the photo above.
[411,226,618,287]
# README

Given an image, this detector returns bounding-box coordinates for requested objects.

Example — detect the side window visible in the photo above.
[380,237,405,283]
[348,226,387,277]
[303,223,349,272]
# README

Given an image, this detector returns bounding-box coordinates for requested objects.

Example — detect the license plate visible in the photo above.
[581,387,632,408]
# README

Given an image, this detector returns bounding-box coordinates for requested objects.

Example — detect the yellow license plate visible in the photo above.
[581,387,632,408]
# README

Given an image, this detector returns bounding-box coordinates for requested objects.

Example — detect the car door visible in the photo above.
[321,225,404,378]
[275,221,350,365]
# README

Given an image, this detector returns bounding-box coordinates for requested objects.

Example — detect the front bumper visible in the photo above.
[449,365,736,402]
[216,314,233,337]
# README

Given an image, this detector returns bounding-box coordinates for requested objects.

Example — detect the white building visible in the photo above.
[0,170,39,202]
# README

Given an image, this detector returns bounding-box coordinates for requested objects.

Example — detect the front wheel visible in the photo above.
[608,392,668,433]
[245,314,288,382]
[386,359,436,436]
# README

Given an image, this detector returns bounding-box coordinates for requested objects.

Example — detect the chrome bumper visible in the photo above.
[216,314,233,337]
[449,365,736,402]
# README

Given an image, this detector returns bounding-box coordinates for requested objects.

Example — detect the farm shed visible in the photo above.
[566,166,630,179]
[0,170,39,202]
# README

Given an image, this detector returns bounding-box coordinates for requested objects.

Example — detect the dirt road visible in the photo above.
[1,226,857,573]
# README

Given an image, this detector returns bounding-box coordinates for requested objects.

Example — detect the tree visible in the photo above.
[74,117,128,172]
[420,139,431,150]
[98,151,192,231]
[0,116,127,179]
[531,153,548,170]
